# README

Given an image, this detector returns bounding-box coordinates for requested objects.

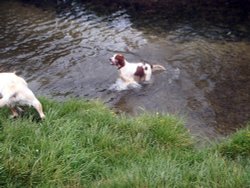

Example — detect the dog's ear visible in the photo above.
[115,54,125,67]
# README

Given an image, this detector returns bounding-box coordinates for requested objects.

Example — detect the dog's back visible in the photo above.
[0,72,27,96]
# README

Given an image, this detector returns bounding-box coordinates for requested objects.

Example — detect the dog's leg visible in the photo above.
[120,74,137,85]
[0,96,19,118]
[19,88,45,119]
[32,99,45,119]
[10,107,19,118]
[144,73,152,83]
[120,75,141,89]
[0,96,10,107]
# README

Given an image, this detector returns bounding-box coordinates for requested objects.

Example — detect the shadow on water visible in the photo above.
[0,0,249,140]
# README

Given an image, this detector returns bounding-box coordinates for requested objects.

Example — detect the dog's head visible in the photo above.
[109,54,125,69]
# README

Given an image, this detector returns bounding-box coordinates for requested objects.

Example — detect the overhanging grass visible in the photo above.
[0,98,249,187]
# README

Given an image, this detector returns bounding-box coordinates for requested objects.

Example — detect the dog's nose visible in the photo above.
[109,58,114,65]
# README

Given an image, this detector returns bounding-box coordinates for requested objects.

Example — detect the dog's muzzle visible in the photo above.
[109,58,116,65]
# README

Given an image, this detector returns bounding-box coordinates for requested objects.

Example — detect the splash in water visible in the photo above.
[109,78,142,91]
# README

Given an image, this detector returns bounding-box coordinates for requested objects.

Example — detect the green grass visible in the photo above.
[0,98,249,187]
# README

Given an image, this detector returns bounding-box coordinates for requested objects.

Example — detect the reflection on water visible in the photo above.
[0,0,249,140]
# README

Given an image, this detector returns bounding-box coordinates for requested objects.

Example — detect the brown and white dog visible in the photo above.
[0,72,45,119]
[109,54,166,88]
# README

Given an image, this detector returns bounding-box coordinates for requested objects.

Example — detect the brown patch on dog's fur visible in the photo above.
[134,66,145,78]
[134,66,146,82]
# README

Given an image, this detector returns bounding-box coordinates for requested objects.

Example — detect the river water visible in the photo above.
[0,0,249,140]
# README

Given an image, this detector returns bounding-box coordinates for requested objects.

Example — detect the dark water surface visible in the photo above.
[1,0,249,140]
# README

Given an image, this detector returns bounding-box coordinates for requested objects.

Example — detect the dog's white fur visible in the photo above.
[109,54,166,87]
[0,72,45,119]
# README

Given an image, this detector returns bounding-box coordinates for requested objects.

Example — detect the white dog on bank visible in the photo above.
[0,72,45,119]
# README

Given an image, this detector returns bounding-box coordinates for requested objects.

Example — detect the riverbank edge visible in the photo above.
[0,97,249,187]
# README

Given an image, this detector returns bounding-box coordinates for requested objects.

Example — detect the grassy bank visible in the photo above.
[0,98,249,187]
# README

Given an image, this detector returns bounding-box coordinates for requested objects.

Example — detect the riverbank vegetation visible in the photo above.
[0,98,249,187]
